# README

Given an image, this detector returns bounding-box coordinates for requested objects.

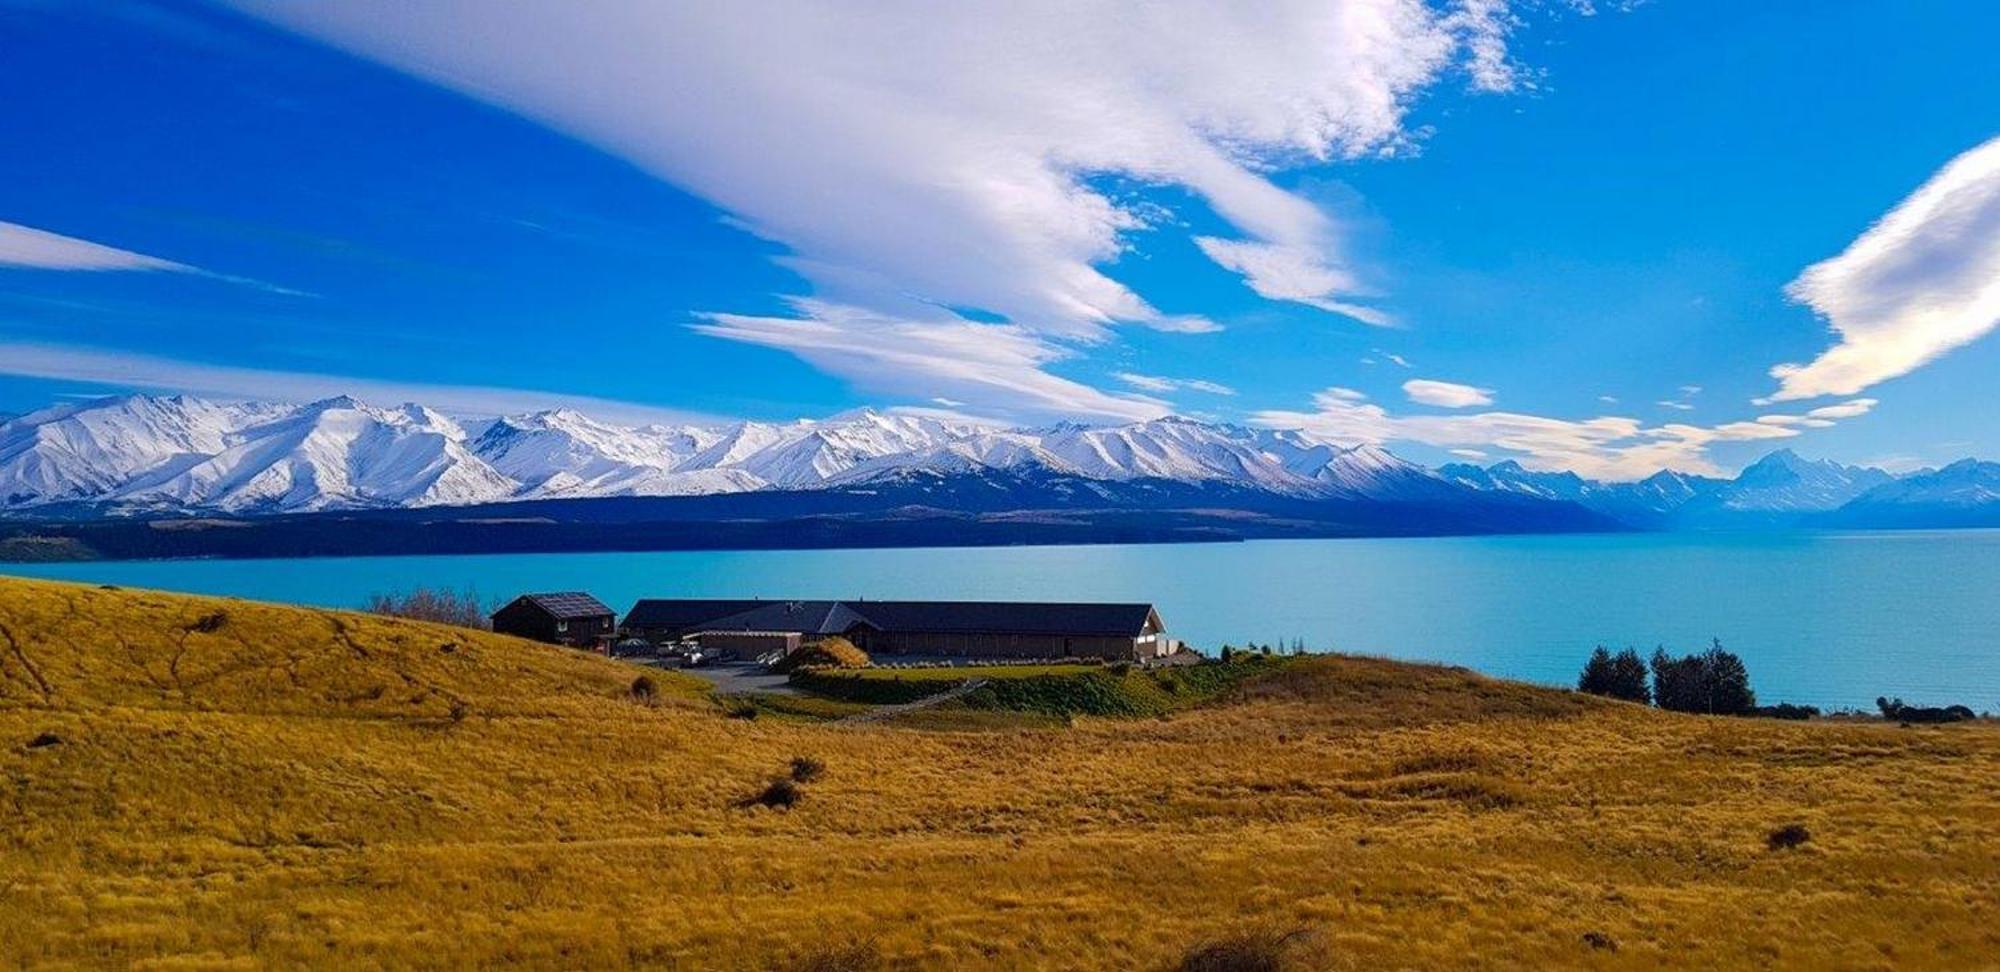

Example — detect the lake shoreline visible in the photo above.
[7,530,1998,711]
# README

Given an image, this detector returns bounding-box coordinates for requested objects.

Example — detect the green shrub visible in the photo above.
[630,674,659,704]
[772,636,871,674]
[740,777,801,810]
[1177,927,1325,971]
[1876,697,1975,723]
[1767,823,1810,850]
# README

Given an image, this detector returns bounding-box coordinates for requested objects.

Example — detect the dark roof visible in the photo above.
[621,597,1157,637]
[853,600,1156,637]
[503,592,615,619]
[622,598,775,630]
[696,600,876,636]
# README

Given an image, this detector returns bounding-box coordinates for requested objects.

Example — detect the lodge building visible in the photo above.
[619,598,1174,662]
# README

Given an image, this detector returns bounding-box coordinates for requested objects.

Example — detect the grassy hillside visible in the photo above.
[790,657,1283,715]
[4,577,1998,969]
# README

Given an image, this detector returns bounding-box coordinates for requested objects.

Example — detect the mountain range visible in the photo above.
[0,394,1989,533]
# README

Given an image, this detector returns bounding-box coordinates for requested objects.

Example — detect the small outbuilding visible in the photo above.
[491,592,616,651]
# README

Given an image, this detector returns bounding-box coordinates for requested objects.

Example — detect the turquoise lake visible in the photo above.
[8,530,1998,711]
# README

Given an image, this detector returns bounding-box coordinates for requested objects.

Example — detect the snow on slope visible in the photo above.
[0,395,291,505]
[8,393,1906,523]
[109,397,517,512]
[0,394,1468,513]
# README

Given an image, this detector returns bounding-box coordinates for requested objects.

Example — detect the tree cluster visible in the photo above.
[1578,639,1756,715]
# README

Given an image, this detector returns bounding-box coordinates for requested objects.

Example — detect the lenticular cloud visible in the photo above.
[226,1,1518,419]
[1768,135,2000,402]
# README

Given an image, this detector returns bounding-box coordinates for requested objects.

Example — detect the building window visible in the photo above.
[556,620,569,633]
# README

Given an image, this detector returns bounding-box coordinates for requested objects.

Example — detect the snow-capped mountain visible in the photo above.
[1816,460,2000,529]
[1443,449,1892,528]
[0,395,1470,515]
[1687,448,1891,514]
[0,393,1948,532]
[826,417,1451,501]
[1439,460,1729,527]
[102,396,519,513]
[0,395,293,507]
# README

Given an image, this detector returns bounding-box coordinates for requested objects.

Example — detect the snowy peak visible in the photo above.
[0,395,291,506]
[1707,449,1892,513]
[1442,449,1890,527]
[0,392,1942,529]
[109,396,515,512]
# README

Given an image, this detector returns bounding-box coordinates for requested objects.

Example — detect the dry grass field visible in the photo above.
[3,576,1997,969]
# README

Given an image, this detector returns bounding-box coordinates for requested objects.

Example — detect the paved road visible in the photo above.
[837,678,989,725]
[638,660,797,695]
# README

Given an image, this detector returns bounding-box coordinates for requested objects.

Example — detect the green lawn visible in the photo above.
[791,656,1292,715]
[839,663,1101,682]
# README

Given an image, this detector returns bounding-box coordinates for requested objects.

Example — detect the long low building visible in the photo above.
[620,598,1175,662]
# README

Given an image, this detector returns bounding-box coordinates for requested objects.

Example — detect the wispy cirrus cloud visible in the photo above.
[1764,135,2000,402]
[0,219,312,296]
[1114,373,1237,397]
[691,300,1167,423]
[0,340,720,425]
[1255,386,1878,480]
[0,221,192,272]
[227,0,1528,417]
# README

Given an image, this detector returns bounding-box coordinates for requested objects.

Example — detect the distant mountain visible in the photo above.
[0,394,1495,519]
[1440,460,1726,528]
[3,393,1981,542]
[1816,460,2000,529]
[0,395,294,508]
[1673,449,1892,524]
[1443,449,1894,529]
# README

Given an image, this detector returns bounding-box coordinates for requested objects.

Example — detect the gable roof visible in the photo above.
[620,597,1157,638]
[852,600,1156,637]
[622,599,776,630]
[696,600,877,636]
[504,592,614,620]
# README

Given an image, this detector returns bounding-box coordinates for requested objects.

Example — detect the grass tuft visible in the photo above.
[790,755,826,783]
[1176,927,1326,972]
[1767,823,1812,850]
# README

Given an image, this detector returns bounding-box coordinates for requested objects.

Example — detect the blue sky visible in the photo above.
[2,0,1996,479]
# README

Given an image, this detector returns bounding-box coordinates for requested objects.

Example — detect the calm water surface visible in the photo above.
[8,530,1998,710]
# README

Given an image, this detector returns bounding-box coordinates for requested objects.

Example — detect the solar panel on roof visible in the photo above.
[522,592,613,618]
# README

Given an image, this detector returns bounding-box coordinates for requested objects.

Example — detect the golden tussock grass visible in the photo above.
[2,576,1997,969]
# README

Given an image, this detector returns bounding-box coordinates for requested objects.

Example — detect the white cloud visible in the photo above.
[1765,135,2000,402]
[0,221,192,272]
[227,1,1527,414]
[1449,448,1489,460]
[1114,373,1176,393]
[1382,352,1413,368]
[1403,378,1493,407]
[1114,372,1237,396]
[1807,398,1878,420]
[1254,388,1879,481]
[0,340,721,425]
[1194,238,1390,326]
[1656,399,1695,411]
[692,299,1167,423]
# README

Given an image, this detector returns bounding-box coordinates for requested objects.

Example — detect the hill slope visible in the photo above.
[3,578,1997,969]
